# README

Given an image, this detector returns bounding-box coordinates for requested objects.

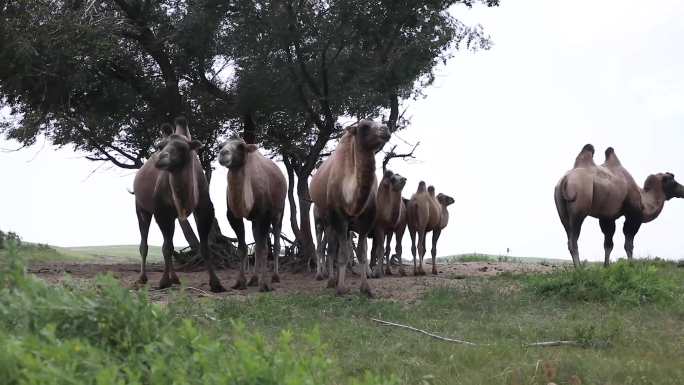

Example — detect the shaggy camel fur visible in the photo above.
[309,120,390,296]
[218,139,286,292]
[555,144,684,267]
[371,169,407,278]
[407,183,455,275]
[133,117,225,292]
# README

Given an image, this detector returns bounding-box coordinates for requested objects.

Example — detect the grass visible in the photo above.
[440,253,569,265]
[6,241,684,384]
[62,244,163,263]
[0,243,94,263]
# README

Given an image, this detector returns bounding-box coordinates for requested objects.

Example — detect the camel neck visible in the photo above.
[227,165,253,218]
[377,183,401,224]
[168,160,199,221]
[346,139,376,215]
[640,188,665,223]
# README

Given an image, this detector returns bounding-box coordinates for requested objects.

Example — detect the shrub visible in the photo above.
[523,261,679,305]
[0,247,396,385]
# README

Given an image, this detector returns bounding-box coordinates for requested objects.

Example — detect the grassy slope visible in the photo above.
[195,268,684,385]
[62,244,162,262]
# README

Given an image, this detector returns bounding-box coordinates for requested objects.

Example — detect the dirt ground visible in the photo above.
[28,260,559,303]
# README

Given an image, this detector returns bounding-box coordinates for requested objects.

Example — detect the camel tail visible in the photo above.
[558,175,576,202]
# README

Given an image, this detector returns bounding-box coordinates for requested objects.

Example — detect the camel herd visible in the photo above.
[132,117,684,296]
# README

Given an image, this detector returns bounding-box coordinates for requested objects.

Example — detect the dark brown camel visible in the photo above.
[133,117,225,292]
[218,139,287,292]
[407,183,454,275]
[371,169,407,278]
[309,120,390,296]
[555,144,684,267]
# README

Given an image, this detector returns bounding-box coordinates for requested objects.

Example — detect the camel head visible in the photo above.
[218,139,258,169]
[437,193,455,207]
[154,120,203,172]
[347,119,391,152]
[647,172,684,200]
[381,170,407,192]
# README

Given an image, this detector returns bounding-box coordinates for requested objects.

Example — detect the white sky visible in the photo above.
[2,0,684,261]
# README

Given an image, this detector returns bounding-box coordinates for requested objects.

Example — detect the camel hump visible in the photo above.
[174,116,191,140]
[574,143,596,168]
[427,186,436,196]
[417,181,426,192]
[604,146,621,166]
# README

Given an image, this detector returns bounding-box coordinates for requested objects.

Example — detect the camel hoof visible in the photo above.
[210,282,227,293]
[158,276,172,290]
[399,269,406,277]
[432,269,438,275]
[136,274,148,285]
[385,268,393,276]
[247,275,259,287]
[360,283,374,298]
[327,279,337,288]
[272,273,280,283]
[336,286,351,296]
[259,283,273,292]
[231,279,247,290]
[315,273,325,281]
[170,274,181,285]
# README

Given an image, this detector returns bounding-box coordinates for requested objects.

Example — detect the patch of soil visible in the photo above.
[27,261,558,303]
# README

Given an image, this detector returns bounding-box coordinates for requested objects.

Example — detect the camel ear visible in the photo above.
[346,125,358,135]
[383,169,393,178]
[189,140,203,151]
[245,143,258,153]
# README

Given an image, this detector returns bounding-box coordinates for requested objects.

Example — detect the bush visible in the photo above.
[523,261,679,305]
[0,247,395,385]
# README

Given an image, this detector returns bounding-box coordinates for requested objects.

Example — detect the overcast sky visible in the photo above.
[2,0,684,262]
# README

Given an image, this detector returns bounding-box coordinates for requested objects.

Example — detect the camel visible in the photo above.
[371,169,407,278]
[555,144,684,267]
[407,183,455,275]
[309,119,391,296]
[133,117,225,292]
[385,197,409,276]
[218,138,286,292]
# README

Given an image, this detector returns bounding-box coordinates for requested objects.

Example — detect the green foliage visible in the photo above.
[0,248,395,385]
[523,261,680,305]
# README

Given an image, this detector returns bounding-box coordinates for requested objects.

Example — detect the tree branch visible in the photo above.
[382,142,419,172]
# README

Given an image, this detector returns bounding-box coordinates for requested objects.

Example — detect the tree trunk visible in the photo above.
[296,172,316,263]
[179,219,200,250]
[283,156,302,240]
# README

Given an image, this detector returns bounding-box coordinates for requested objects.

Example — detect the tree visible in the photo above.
[225,0,498,263]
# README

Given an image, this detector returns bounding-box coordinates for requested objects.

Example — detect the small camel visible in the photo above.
[309,120,390,296]
[218,139,287,292]
[371,169,407,278]
[407,183,455,275]
[133,117,225,292]
[555,144,684,267]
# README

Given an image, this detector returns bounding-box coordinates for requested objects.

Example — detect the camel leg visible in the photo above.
[409,229,418,275]
[623,218,642,262]
[384,232,393,276]
[417,230,427,275]
[315,222,327,281]
[135,205,152,285]
[599,219,616,267]
[154,213,175,289]
[253,220,272,292]
[332,218,351,295]
[372,229,385,279]
[566,216,585,268]
[195,205,225,293]
[431,229,441,275]
[271,215,283,283]
[396,226,406,276]
[358,231,373,297]
[227,206,248,290]
[326,227,337,289]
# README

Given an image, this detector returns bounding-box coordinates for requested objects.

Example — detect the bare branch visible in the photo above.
[371,318,480,346]
[382,141,420,171]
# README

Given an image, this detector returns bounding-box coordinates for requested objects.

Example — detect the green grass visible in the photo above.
[62,244,162,262]
[0,243,94,263]
[440,253,569,265]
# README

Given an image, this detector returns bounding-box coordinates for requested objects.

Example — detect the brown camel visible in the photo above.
[385,197,409,276]
[133,117,225,292]
[371,169,407,278]
[309,120,391,296]
[555,144,684,267]
[407,183,455,275]
[218,138,286,292]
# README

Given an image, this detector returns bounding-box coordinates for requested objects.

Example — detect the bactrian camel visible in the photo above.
[407,183,454,275]
[555,144,684,267]
[309,120,391,296]
[218,139,287,292]
[133,117,225,292]
[371,169,407,278]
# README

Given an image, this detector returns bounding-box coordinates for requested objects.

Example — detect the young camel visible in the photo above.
[407,183,455,275]
[218,139,286,292]
[371,169,407,278]
[133,117,225,292]
[309,120,391,296]
[555,144,684,267]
